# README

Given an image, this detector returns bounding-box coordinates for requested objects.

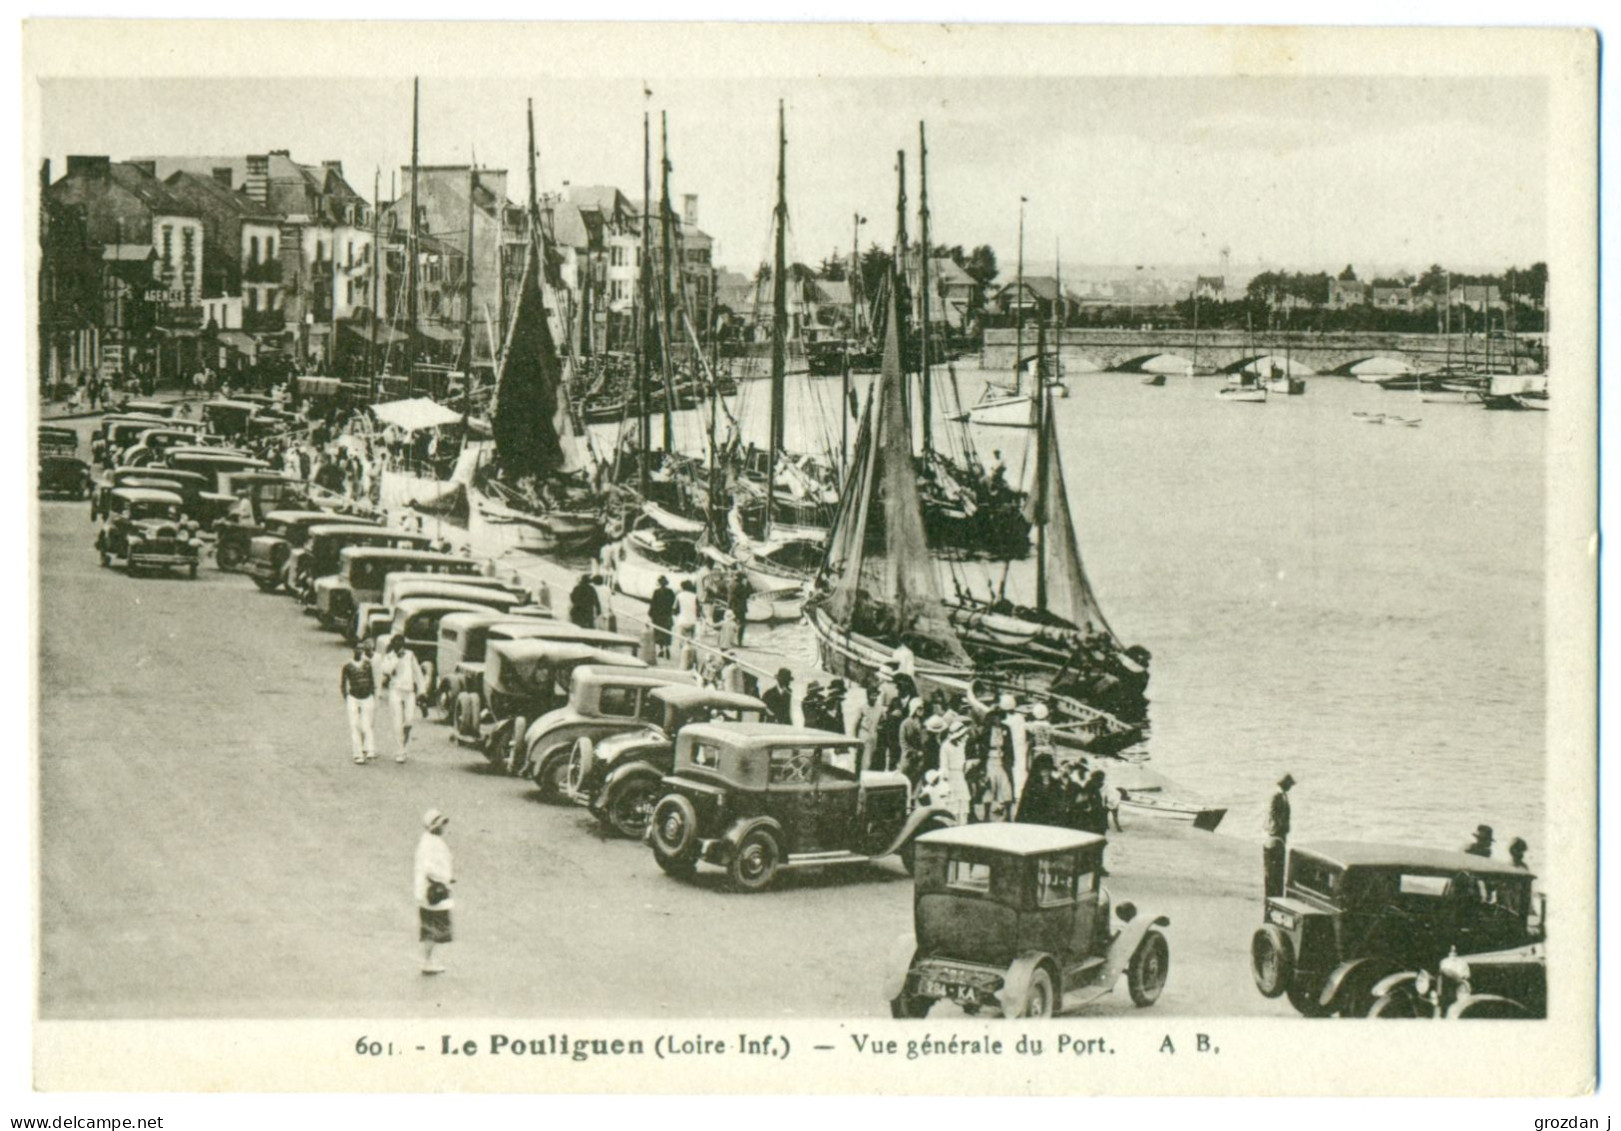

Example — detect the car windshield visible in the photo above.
[130,502,180,521]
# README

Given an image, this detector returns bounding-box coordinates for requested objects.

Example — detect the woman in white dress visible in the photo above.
[378,634,426,763]
[939,718,972,824]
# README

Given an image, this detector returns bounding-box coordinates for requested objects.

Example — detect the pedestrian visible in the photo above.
[1000,693,1029,806]
[824,680,849,735]
[939,718,971,824]
[921,713,946,778]
[591,574,616,632]
[981,709,1015,821]
[414,809,454,975]
[801,681,826,730]
[717,650,746,695]
[898,698,927,787]
[763,667,794,726]
[673,580,701,670]
[378,634,425,763]
[716,605,740,651]
[1263,772,1295,898]
[1464,824,1495,858]
[1016,754,1067,826]
[648,575,676,658]
[727,568,750,646]
[568,572,599,631]
[1509,837,1529,869]
[340,641,378,764]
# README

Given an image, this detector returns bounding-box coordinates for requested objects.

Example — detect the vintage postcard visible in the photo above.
[22,19,1597,1097]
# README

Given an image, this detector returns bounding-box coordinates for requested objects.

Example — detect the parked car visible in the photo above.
[118,427,217,469]
[238,511,376,589]
[160,452,271,529]
[91,467,211,522]
[117,397,179,420]
[566,684,767,838]
[284,524,433,603]
[465,642,647,770]
[311,547,488,631]
[647,723,954,893]
[217,508,331,577]
[91,414,171,466]
[350,573,530,644]
[373,597,509,672]
[1249,841,1541,1017]
[39,427,92,499]
[521,666,703,796]
[212,477,328,571]
[885,824,1170,1018]
[95,487,202,578]
[1367,940,1547,1019]
[200,398,263,439]
[436,618,631,733]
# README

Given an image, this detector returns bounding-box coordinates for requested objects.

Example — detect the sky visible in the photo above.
[38,72,1548,281]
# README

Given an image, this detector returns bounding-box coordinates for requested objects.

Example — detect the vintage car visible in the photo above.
[160,452,272,529]
[95,487,202,578]
[311,547,488,630]
[885,824,1170,1018]
[90,466,210,520]
[92,414,171,466]
[211,477,325,570]
[1366,940,1547,1019]
[466,642,647,770]
[227,508,351,583]
[647,723,954,893]
[39,427,92,499]
[520,667,703,796]
[371,598,512,670]
[566,684,767,838]
[436,618,628,731]
[1250,842,1541,1017]
[118,426,216,468]
[284,524,432,602]
[200,398,263,438]
[350,573,530,643]
[117,397,179,420]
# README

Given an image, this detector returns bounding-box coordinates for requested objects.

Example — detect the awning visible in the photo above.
[416,322,461,343]
[218,331,259,356]
[341,321,409,347]
[370,397,464,433]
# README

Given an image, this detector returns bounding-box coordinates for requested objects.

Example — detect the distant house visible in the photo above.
[1449,284,1503,313]
[1371,285,1415,311]
[1327,279,1368,308]
[928,257,980,330]
[991,276,1081,324]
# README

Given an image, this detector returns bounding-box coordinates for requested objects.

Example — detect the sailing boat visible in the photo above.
[809,162,1149,755]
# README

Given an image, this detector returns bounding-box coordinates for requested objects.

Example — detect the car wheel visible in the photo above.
[605,776,660,839]
[651,795,700,879]
[216,545,245,571]
[253,575,280,592]
[727,826,781,893]
[1016,968,1056,1018]
[1249,925,1293,999]
[536,749,575,799]
[1367,987,1423,1018]
[890,980,932,1019]
[504,718,529,777]
[454,693,481,740]
[1127,928,1169,1007]
[98,550,110,568]
[1286,977,1332,1018]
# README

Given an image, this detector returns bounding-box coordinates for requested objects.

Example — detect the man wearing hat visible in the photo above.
[764,667,794,726]
[414,809,455,975]
[1263,773,1295,899]
[1464,825,1495,859]
[801,681,827,730]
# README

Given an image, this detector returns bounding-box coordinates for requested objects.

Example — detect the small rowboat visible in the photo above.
[1116,789,1226,832]
[1352,411,1386,424]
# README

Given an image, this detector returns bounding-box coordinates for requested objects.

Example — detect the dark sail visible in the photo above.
[1026,389,1118,644]
[492,234,564,481]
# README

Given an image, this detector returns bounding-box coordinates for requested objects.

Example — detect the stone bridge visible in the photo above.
[979,328,1541,374]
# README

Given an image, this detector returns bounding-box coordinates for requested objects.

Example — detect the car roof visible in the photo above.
[265,509,339,524]
[1296,841,1531,878]
[394,598,496,618]
[489,623,628,645]
[39,426,78,438]
[680,722,863,747]
[203,399,263,411]
[166,450,265,465]
[438,610,553,633]
[918,823,1106,856]
[342,547,471,562]
[651,684,766,710]
[489,639,649,666]
[104,414,171,427]
[112,466,207,484]
[112,487,184,505]
[311,523,424,541]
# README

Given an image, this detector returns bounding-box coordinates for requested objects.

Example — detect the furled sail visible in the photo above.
[492,234,565,481]
[821,273,969,666]
[1026,389,1117,644]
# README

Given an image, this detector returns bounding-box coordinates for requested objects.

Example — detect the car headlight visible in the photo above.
[1439,953,1472,984]
[1414,970,1432,996]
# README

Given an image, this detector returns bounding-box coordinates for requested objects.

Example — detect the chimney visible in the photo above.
[321,160,343,178]
[66,155,110,179]
[269,149,291,158]
[211,167,234,189]
[127,160,157,178]
[245,155,270,207]
[683,193,698,227]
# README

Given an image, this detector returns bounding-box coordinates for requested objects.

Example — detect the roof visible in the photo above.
[649,685,767,710]
[103,244,155,262]
[488,639,648,666]
[1297,841,1531,878]
[437,610,555,633]
[488,623,635,647]
[264,509,342,525]
[309,523,424,540]
[997,276,1079,305]
[680,722,863,746]
[547,200,593,250]
[112,487,184,505]
[203,399,263,412]
[917,823,1105,855]
[371,397,464,432]
[161,171,278,223]
[930,257,976,287]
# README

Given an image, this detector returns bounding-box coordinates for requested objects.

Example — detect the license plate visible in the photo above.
[919,978,974,1003]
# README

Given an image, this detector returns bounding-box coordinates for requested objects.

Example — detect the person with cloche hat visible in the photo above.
[414,809,455,975]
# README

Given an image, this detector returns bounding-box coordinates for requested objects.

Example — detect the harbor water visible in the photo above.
[581,365,1547,856]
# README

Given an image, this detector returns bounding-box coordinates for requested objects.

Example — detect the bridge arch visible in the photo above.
[1113,352,1196,374]
[1329,355,1414,378]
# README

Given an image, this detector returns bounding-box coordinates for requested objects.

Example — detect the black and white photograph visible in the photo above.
[19,18,1598,1100]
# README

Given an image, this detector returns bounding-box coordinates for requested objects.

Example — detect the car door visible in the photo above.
[1022,854,1079,967]
[815,744,862,852]
[764,744,821,855]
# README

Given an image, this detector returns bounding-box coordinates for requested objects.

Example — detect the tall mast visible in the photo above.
[462,160,476,425]
[845,211,863,476]
[407,77,420,392]
[368,167,380,400]
[894,148,908,422]
[1444,271,1452,372]
[917,120,932,454]
[637,111,652,496]
[1053,238,1064,388]
[658,111,676,452]
[766,99,789,536]
[1015,196,1025,395]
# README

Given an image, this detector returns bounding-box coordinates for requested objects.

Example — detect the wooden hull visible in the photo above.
[1219,387,1268,402]
[951,393,1036,428]
[1117,793,1226,832]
